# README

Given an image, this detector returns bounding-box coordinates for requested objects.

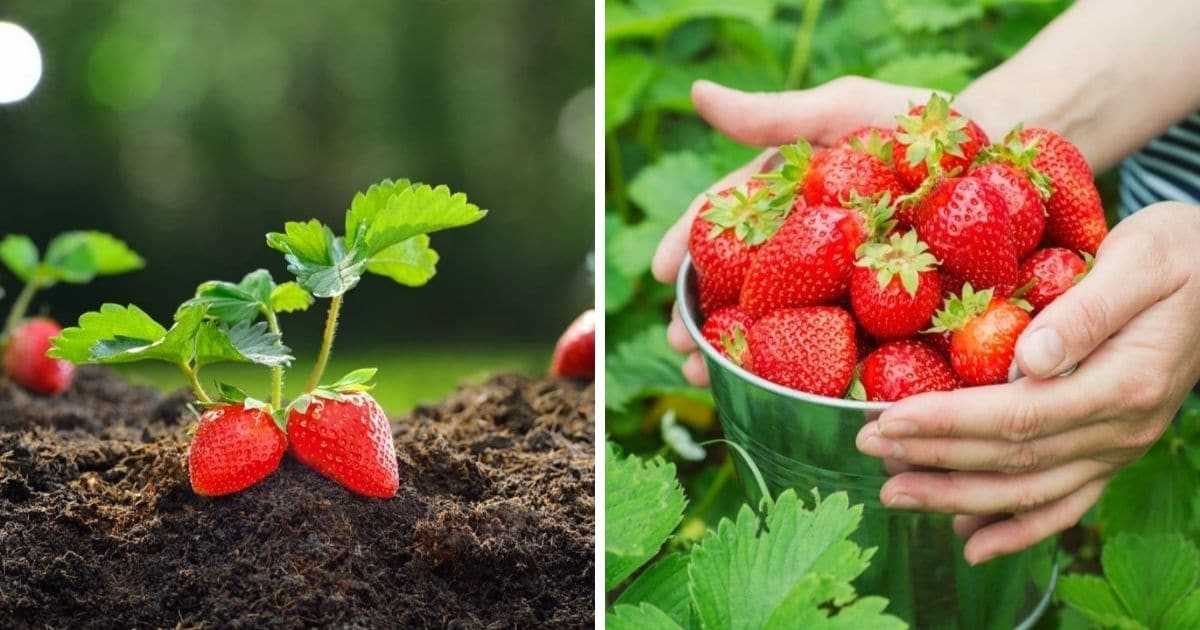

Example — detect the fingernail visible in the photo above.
[1018,327,1064,376]
[856,426,884,456]
[879,419,916,438]
[885,493,919,509]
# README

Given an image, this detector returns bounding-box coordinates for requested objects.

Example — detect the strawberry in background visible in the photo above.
[551,309,596,380]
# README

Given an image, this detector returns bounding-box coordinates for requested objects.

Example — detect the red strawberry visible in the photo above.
[740,192,894,318]
[893,94,989,189]
[701,306,755,368]
[837,126,897,152]
[913,176,1019,296]
[550,309,595,380]
[188,404,287,496]
[688,180,788,313]
[759,138,903,210]
[1018,248,1091,312]
[929,284,1032,386]
[968,162,1045,258]
[747,306,856,397]
[1019,127,1108,253]
[923,330,953,358]
[861,340,957,401]
[4,318,75,395]
[850,229,942,340]
[288,392,399,498]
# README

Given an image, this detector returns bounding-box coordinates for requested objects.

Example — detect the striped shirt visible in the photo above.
[1119,111,1200,218]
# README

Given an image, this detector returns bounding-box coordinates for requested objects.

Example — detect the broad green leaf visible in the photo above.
[873,52,979,93]
[1104,534,1199,628]
[606,603,683,630]
[646,58,781,114]
[1163,590,1200,629]
[609,221,670,279]
[605,248,637,314]
[352,183,486,256]
[89,304,205,365]
[765,575,906,630]
[883,0,983,33]
[194,320,293,368]
[344,178,414,247]
[1099,428,1200,540]
[49,303,168,363]
[615,553,693,627]
[605,442,688,591]
[0,235,38,282]
[365,234,439,287]
[689,491,875,630]
[628,151,718,223]
[186,269,276,324]
[42,231,144,284]
[1056,575,1145,630]
[606,53,656,132]
[269,282,314,313]
[322,367,377,393]
[267,220,365,298]
[606,325,711,413]
[606,0,776,41]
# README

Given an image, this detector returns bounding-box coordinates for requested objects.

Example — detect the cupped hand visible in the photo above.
[855,201,1200,564]
[655,77,940,386]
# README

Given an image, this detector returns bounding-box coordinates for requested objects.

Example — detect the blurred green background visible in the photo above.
[0,0,594,412]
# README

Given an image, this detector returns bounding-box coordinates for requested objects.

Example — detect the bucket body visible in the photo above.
[677,257,1056,629]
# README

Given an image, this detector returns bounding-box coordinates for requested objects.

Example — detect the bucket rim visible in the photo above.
[676,255,891,412]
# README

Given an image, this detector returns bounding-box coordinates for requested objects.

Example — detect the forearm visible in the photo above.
[957,0,1200,172]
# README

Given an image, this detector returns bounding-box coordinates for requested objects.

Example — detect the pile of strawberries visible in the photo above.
[689,94,1107,402]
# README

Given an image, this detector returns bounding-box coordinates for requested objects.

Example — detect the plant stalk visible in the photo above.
[2,280,39,339]
[179,361,212,403]
[786,0,824,89]
[264,309,285,408]
[305,295,342,391]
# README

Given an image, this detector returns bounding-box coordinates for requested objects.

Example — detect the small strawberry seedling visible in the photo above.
[48,179,486,497]
[0,231,143,394]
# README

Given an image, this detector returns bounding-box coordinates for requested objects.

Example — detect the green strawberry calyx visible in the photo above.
[927,283,993,333]
[896,93,969,169]
[720,326,750,367]
[291,367,377,414]
[844,191,898,242]
[974,123,1054,200]
[701,183,790,246]
[855,229,939,297]
[754,137,813,200]
[845,364,867,401]
[848,129,894,166]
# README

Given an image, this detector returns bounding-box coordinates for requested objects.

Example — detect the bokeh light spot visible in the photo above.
[0,22,43,104]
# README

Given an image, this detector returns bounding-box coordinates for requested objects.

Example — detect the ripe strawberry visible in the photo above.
[550,309,595,379]
[850,229,942,340]
[688,180,788,313]
[1019,127,1108,253]
[740,192,894,318]
[929,284,1032,386]
[747,306,856,397]
[1018,248,1092,312]
[837,126,897,153]
[701,306,755,368]
[922,329,953,358]
[893,94,989,190]
[3,318,75,395]
[913,176,1019,296]
[968,162,1045,258]
[188,404,287,496]
[861,340,957,401]
[288,392,399,498]
[758,138,903,210]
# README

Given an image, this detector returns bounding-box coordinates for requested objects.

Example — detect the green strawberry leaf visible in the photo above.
[605,442,688,591]
[0,235,38,282]
[266,220,365,298]
[269,281,314,313]
[194,320,293,368]
[41,231,144,284]
[215,382,249,404]
[345,182,486,257]
[606,324,712,414]
[88,303,206,365]
[607,603,683,630]
[322,367,377,393]
[765,575,906,630]
[365,234,439,287]
[49,304,169,364]
[344,178,415,246]
[614,553,693,627]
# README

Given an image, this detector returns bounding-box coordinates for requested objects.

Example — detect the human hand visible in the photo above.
[855,201,1200,564]
[654,78,942,386]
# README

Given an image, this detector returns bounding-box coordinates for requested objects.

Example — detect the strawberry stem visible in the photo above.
[178,361,212,403]
[264,309,285,409]
[2,279,39,341]
[306,294,342,392]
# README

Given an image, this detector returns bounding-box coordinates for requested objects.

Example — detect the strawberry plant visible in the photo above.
[47,179,485,497]
[0,231,143,394]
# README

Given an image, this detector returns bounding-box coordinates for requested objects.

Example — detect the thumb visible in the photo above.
[1015,235,1172,378]
[691,78,915,147]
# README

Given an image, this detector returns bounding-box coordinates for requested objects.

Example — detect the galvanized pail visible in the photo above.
[677,256,1056,629]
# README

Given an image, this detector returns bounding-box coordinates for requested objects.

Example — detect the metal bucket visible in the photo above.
[676,256,1057,629]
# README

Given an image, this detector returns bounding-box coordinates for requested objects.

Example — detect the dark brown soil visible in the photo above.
[0,367,595,629]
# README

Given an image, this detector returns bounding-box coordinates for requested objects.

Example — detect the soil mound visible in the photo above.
[0,368,595,629]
